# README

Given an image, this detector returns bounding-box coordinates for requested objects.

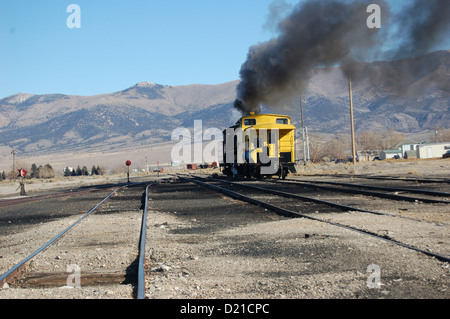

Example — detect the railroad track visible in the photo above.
[178,174,449,263]
[0,183,128,208]
[315,174,450,184]
[190,175,446,224]
[274,178,449,204]
[0,181,156,299]
[360,175,450,184]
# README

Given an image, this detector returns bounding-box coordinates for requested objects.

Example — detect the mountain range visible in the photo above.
[0,50,448,158]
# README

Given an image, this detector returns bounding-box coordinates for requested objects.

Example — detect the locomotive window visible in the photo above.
[244,119,256,126]
[276,118,288,124]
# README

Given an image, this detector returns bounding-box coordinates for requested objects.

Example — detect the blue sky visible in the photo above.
[1,0,289,98]
[0,0,446,99]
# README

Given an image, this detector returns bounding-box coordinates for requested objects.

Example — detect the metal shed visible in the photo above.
[380,150,402,160]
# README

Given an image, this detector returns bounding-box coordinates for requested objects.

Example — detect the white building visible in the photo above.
[416,142,450,159]
[400,141,429,159]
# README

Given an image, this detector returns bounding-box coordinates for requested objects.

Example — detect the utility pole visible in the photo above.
[11,149,16,180]
[349,78,357,165]
[300,97,304,128]
[300,97,310,164]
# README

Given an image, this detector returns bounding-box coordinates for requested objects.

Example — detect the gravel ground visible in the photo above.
[0,159,448,301]
[0,184,148,299]
[145,179,449,299]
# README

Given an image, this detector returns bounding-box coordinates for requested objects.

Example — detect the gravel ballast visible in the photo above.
[144,179,449,299]
[0,159,449,300]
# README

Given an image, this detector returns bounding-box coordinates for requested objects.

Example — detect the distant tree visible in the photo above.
[91,165,98,176]
[8,171,15,180]
[82,166,89,176]
[432,128,450,143]
[325,134,350,160]
[46,164,55,177]
[0,171,5,181]
[30,164,39,178]
[381,129,404,150]
[76,166,82,176]
[64,167,71,177]
[97,165,105,175]
[38,164,55,179]
[357,131,383,150]
[37,165,42,178]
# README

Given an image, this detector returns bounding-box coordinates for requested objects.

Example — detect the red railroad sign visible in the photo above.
[18,169,27,177]
[126,160,132,167]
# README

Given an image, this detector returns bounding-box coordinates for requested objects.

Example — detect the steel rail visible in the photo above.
[197,176,445,225]
[179,175,450,263]
[284,179,450,197]
[274,180,449,204]
[136,182,157,299]
[309,174,450,184]
[0,183,128,208]
[354,175,450,184]
[194,175,406,218]
[0,185,127,288]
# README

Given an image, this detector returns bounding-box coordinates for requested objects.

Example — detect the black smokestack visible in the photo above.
[234,0,450,115]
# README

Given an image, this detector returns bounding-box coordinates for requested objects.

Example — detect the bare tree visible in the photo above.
[38,164,55,179]
[432,128,450,143]
[325,134,351,160]
[357,131,383,150]
[382,129,404,150]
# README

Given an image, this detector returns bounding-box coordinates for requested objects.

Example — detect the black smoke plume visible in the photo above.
[389,0,450,60]
[234,0,450,115]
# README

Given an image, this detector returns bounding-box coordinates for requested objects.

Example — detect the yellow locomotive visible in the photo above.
[222,113,296,179]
